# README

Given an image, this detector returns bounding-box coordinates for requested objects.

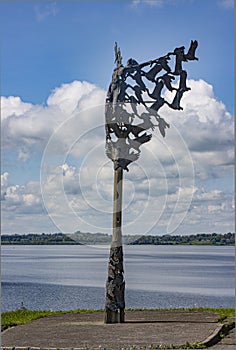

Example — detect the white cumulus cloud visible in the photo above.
[1,78,234,234]
[1,81,106,161]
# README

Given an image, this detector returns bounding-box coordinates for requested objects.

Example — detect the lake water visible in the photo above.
[1,245,235,312]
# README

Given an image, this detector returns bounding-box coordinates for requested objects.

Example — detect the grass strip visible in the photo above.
[188,307,235,322]
[1,308,102,331]
[1,307,235,332]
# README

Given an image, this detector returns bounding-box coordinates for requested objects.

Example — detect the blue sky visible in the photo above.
[1,0,234,236]
[1,0,234,111]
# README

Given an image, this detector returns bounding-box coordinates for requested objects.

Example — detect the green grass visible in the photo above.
[1,308,102,331]
[1,307,235,332]
[187,307,235,322]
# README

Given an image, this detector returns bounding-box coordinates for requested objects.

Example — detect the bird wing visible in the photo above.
[134,133,152,144]
[158,117,170,137]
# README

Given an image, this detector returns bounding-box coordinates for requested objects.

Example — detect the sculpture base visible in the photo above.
[104,245,125,324]
[104,308,125,324]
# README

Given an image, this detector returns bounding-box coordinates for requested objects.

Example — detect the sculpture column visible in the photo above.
[104,40,198,324]
[104,167,125,323]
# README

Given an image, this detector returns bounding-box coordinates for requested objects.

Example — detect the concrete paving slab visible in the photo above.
[0,310,231,350]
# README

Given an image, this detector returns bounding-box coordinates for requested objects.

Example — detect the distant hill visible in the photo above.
[1,232,234,245]
[68,231,141,245]
[68,231,111,245]
[1,233,78,245]
[0,232,141,245]
[129,232,235,245]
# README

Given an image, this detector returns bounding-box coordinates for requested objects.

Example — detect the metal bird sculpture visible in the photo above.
[185,40,198,61]
[105,41,199,325]
[105,40,198,171]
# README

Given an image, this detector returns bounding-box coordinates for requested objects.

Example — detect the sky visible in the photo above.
[1,0,234,237]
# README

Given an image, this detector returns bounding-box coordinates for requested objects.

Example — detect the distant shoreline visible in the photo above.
[1,232,235,246]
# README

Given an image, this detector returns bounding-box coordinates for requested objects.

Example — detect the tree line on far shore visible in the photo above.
[130,232,235,245]
[1,233,76,245]
[1,232,235,245]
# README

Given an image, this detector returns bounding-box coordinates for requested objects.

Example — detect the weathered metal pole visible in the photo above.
[104,167,125,323]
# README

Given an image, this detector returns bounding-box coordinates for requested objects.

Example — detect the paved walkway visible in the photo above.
[1,310,235,349]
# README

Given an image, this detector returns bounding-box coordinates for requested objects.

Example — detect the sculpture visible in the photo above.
[104,41,198,323]
[105,40,198,172]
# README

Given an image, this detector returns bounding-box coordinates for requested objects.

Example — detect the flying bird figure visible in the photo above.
[150,98,165,112]
[128,133,152,152]
[157,117,170,137]
[166,90,184,110]
[184,40,198,61]
[161,73,177,92]
[105,40,198,171]
[179,70,191,91]
[132,85,146,106]
[128,70,146,91]
[172,46,186,75]
[145,62,162,82]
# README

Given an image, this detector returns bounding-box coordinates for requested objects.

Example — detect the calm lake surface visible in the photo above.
[1,245,235,312]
